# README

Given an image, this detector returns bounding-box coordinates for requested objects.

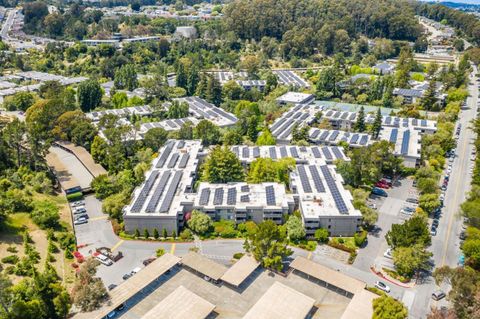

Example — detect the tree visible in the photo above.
[371,108,383,139]
[247,157,295,186]
[241,55,260,78]
[291,123,309,144]
[244,220,293,271]
[153,228,159,239]
[193,120,221,146]
[372,295,408,319]
[256,127,276,145]
[114,64,138,91]
[3,91,35,111]
[143,127,168,151]
[222,130,243,145]
[421,79,438,111]
[419,193,441,214]
[77,79,103,112]
[176,62,187,89]
[286,215,305,241]
[187,210,212,235]
[316,66,340,99]
[71,258,107,312]
[314,228,329,243]
[393,244,432,278]
[202,146,244,183]
[386,216,431,249]
[31,200,60,229]
[167,101,189,119]
[205,76,223,106]
[111,92,128,108]
[186,66,200,96]
[355,106,366,132]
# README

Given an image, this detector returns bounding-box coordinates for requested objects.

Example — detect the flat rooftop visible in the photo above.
[309,128,371,147]
[141,286,215,319]
[276,91,314,104]
[175,96,238,127]
[86,105,152,122]
[181,252,227,281]
[243,281,315,319]
[221,255,259,287]
[378,127,421,159]
[273,70,310,88]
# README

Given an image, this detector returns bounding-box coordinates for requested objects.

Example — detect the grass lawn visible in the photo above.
[329,237,357,250]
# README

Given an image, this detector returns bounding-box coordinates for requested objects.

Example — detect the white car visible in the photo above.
[71,201,85,207]
[74,217,88,225]
[96,254,113,266]
[375,281,391,293]
[384,248,393,259]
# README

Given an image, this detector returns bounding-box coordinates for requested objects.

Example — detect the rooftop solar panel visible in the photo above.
[401,130,410,155]
[145,171,171,212]
[312,147,322,158]
[241,185,250,192]
[167,153,179,168]
[385,116,392,125]
[350,134,359,144]
[320,165,348,214]
[310,129,321,139]
[269,147,277,159]
[322,147,332,160]
[242,147,249,158]
[177,141,185,148]
[155,141,175,168]
[227,188,237,205]
[290,147,299,158]
[158,171,183,213]
[331,147,343,160]
[348,113,356,121]
[421,119,427,127]
[265,185,276,205]
[131,171,160,212]
[178,153,190,168]
[199,188,211,205]
[232,146,239,157]
[280,146,288,158]
[359,135,369,146]
[240,195,250,202]
[412,118,418,126]
[253,147,260,158]
[213,188,224,205]
[329,130,339,142]
[319,131,329,141]
[308,165,325,192]
[389,128,398,143]
[297,165,312,193]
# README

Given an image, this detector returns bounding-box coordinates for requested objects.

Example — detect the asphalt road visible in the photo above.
[0,9,15,40]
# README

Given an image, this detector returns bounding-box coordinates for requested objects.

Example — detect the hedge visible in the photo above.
[66,192,83,202]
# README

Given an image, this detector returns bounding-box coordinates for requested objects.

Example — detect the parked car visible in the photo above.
[74,207,86,214]
[432,219,440,227]
[71,201,85,207]
[400,207,415,215]
[460,231,466,240]
[74,217,88,225]
[96,254,113,266]
[74,213,89,220]
[372,187,388,197]
[384,248,393,259]
[375,281,391,293]
[122,273,132,280]
[107,284,117,291]
[381,179,392,187]
[430,227,437,236]
[406,198,418,204]
[143,257,156,266]
[432,290,446,301]
[375,181,389,189]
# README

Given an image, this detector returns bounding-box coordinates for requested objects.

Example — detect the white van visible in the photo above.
[96,254,113,266]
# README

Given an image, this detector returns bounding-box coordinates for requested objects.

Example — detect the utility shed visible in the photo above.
[290,256,365,296]
[221,255,259,287]
[141,286,215,319]
[181,252,227,282]
[242,281,315,319]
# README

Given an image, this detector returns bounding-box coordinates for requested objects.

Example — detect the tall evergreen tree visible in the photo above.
[186,66,199,95]
[371,108,383,139]
[355,106,366,132]
[206,76,222,106]
[77,79,102,112]
[421,79,437,111]
[176,62,187,89]
[114,64,138,91]
[196,74,208,98]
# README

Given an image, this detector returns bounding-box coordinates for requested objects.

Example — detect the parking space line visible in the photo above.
[170,243,176,255]
[90,215,108,221]
[111,240,124,252]
[307,252,312,260]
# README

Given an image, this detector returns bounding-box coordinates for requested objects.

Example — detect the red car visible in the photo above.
[375,181,390,189]
[381,179,393,187]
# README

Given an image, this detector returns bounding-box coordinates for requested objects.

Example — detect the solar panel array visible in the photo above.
[322,147,333,160]
[156,141,175,168]
[389,128,398,143]
[145,171,171,212]
[227,188,237,205]
[199,188,211,205]
[359,135,369,146]
[273,70,310,88]
[158,171,183,213]
[178,153,190,168]
[131,171,160,212]
[265,186,276,206]
[213,188,224,205]
[320,166,348,213]
[308,166,325,192]
[331,147,343,160]
[176,96,238,127]
[167,153,179,168]
[401,130,410,155]
[240,195,250,202]
[290,147,299,158]
[297,165,312,193]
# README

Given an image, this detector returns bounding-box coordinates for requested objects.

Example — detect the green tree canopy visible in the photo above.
[202,146,244,183]
[77,79,103,112]
[187,210,213,235]
[372,295,408,319]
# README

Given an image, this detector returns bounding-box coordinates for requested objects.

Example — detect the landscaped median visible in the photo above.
[370,265,416,288]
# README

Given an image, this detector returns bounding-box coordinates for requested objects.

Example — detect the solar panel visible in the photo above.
[240,195,250,202]
[241,185,250,192]
[359,135,368,146]
[253,147,260,158]
[312,147,322,158]
[311,129,321,139]
[297,165,312,193]
[232,146,239,157]
[322,147,332,160]
[167,153,179,168]
[242,147,250,158]
[348,113,356,121]
[308,165,325,192]
[213,188,224,205]
[265,185,276,205]
[331,147,343,160]
[319,131,329,141]
[177,141,185,148]
[280,146,288,158]
[389,128,398,143]
[320,166,348,213]
[178,153,190,168]
[145,171,171,212]
[290,147,299,158]
[199,188,211,205]
[329,130,339,142]
[401,130,410,154]
[421,119,427,127]
[412,118,418,126]
[131,171,160,212]
[350,134,359,144]
[299,146,307,152]
[158,171,183,213]
[227,188,237,205]
[269,147,277,159]
[385,116,392,125]
[155,141,175,168]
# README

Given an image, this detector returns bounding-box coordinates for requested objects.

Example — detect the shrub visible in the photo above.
[30,200,60,229]
[156,248,165,257]
[1,255,19,264]
[180,229,193,240]
[354,230,368,247]
[314,228,329,243]
[6,246,17,253]
[134,228,140,238]
[66,192,83,202]
[306,241,317,251]
[144,229,150,239]
[338,238,345,244]
[153,228,159,239]
[189,247,199,252]
[348,252,357,264]
[328,241,356,253]
[233,252,245,259]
